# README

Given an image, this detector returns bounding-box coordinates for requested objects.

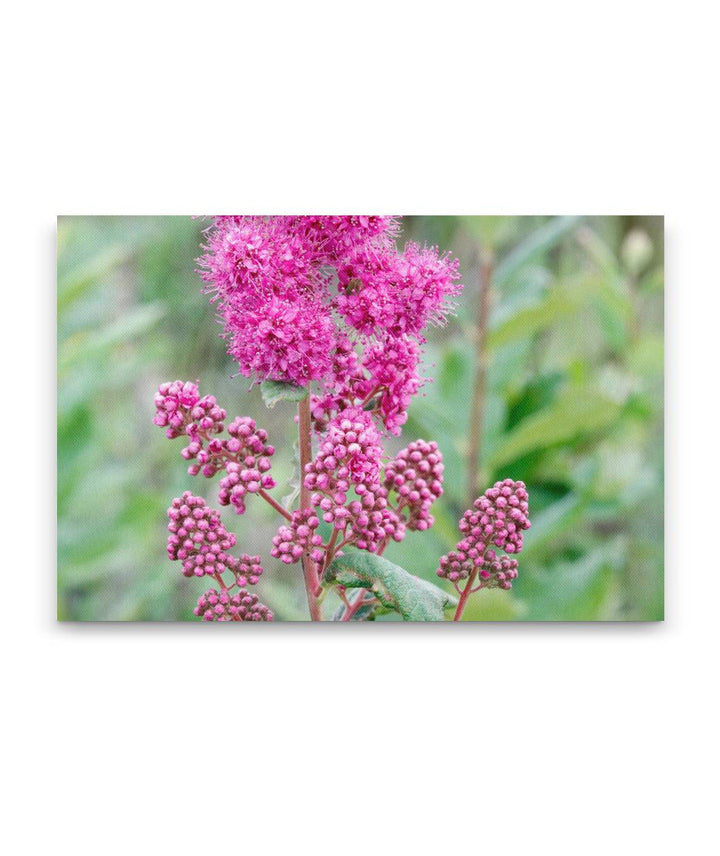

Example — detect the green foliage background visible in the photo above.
[57,216,663,621]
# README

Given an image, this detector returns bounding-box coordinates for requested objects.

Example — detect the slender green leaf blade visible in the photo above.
[494,216,582,284]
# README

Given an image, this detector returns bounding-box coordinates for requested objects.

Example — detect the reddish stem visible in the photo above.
[259,488,292,521]
[341,589,372,621]
[298,397,322,620]
[453,565,480,621]
[321,528,340,579]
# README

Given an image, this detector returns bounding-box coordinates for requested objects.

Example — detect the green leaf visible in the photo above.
[488,288,583,350]
[58,302,166,375]
[57,244,134,313]
[489,389,621,470]
[494,216,582,285]
[260,379,308,408]
[326,549,457,621]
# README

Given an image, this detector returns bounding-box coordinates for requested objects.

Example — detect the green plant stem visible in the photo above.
[298,397,322,621]
[466,251,494,508]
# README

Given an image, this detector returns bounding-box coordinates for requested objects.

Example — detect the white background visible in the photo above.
[2,2,718,854]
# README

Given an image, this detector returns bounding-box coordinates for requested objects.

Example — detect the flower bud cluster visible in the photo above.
[194,588,274,621]
[235,554,264,587]
[216,427,276,514]
[479,551,519,590]
[166,492,238,578]
[154,383,277,516]
[437,479,530,588]
[437,549,519,589]
[153,380,226,440]
[271,509,324,565]
[317,482,405,552]
[298,409,405,553]
[304,409,383,494]
[462,479,530,554]
[384,439,443,531]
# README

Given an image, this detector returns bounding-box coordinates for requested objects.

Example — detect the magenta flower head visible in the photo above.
[466,479,531,554]
[357,335,423,435]
[223,292,338,385]
[437,480,530,588]
[336,241,462,338]
[198,216,463,395]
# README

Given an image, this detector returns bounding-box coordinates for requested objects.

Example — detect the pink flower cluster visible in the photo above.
[167,492,271,620]
[154,382,276,516]
[194,588,274,621]
[438,550,519,590]
[384,439,444,531]
[153,380,226,440]
[305,408,383,494]
[273,411,439,564]
[462,479,531,555]
[481,553,519,590]
[198,216,462,435]
[166,491,239,579]
[235,554,264,587]
[271,508,324,565]
[437,479,530,586]
[336,241,461,337]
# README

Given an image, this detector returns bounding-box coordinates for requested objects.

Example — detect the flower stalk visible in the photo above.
[153,217,529,621]
[298,396,322,620]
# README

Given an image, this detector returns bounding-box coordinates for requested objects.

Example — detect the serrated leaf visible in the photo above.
[326,550,457,621]
[260,379,308,408]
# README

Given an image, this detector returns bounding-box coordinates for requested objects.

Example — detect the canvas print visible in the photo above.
[57,216,664,621]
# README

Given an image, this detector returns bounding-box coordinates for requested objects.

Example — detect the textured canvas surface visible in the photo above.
[57,215,664,621]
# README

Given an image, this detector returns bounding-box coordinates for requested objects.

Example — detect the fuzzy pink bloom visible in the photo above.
[199,217,340,385]
[194,587,274,621]
[336,242,462,338]
[356,335,423,435]
[198,216,462,393]
[279,216,399,264]
[224,292,337,385]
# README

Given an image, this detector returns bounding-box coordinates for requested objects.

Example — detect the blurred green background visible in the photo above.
[57,215,664,621]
